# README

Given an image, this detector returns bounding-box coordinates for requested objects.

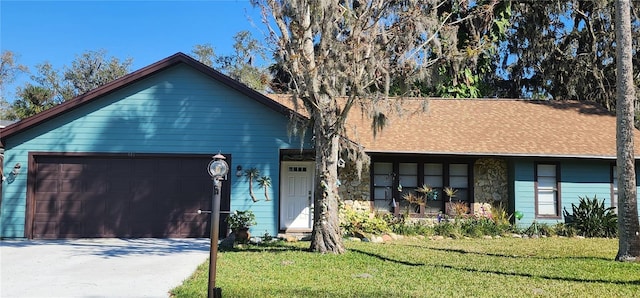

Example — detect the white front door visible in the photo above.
[280,161,314,231]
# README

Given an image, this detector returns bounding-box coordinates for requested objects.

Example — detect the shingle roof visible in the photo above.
[3,51,636,159]
[268,95,640,159]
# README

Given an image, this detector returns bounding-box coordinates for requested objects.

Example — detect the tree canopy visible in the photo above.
[252,0,503,253]
[2,50,132,120]
[499,0,639,109]
[192,31,272,93]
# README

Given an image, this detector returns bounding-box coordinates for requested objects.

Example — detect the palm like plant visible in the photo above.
[245,168,260,202]
[444,187,457,202]
[257,176,272,201]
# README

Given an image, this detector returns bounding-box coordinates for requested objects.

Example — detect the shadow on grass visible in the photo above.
[349,248,640,286]
[219,241,309,253]
[402,244,613,262]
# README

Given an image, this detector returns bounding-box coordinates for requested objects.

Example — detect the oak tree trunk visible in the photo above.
[309,108,345,254]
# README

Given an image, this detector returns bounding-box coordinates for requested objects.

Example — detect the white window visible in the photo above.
[537,164,559,216]
[449,164,469,202]
[373,162,393,212]
[424,163,443,213]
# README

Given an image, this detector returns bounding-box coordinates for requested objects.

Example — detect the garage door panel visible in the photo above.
[33,221,61,239]
[37,162,60,173]
[179,221,208,237]
[109,175,131,191]
[180,178,211,197]
[34,200,57,214]
[56,199,84,214]
[60,162,83,173]
[58,228,83,238]
[83,179,108,193]
[60,179,84,193]
[35,179,59,193]
[82,221,104,237]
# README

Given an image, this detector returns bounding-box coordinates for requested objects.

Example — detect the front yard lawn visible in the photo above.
[171,237,639,297]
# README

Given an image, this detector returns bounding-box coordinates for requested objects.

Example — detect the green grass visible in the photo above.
[171,238,640,297]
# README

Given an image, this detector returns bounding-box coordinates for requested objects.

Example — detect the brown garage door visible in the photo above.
[29,154,230,239]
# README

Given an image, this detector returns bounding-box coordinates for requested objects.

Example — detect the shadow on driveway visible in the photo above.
[0,238,211,297]
[1,238,210,257]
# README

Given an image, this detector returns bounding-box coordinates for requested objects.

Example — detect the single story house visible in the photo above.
[1,52,639,239]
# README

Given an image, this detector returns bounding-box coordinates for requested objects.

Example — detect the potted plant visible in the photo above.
[226,210,257,243]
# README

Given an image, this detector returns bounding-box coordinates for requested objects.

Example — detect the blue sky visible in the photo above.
[0,0,266,101]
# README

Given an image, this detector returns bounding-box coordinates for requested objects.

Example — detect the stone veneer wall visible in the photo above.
[473,158,509,214]
[338,162,372,213]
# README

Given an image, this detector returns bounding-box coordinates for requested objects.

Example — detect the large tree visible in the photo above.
[252,0,501,253]
[62,49,133,98]
[0,51,28,88]
[500,0,639,108]
[11,84,56,119]
[0,50,28,119]
[193,31,272,93]
[5,50,132,120]
[615,0,640,262]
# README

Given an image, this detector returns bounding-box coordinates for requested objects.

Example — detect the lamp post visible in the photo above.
[207,153,228,298]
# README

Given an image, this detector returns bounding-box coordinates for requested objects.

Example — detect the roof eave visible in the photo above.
[365,150,625,160]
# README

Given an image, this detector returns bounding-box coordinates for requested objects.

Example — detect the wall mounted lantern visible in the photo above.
[11,163,21,176]
[235,165,243,177]
[4,163,21,183]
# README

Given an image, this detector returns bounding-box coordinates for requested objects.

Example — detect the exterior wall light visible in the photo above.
[11,163,21,176]
[236,165,243,177]
[5,163,21,183]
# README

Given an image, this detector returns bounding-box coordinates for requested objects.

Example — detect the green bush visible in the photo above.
[434,221,464,238]
[553,223,577,237]
[489,203,512,228]
[565,195,617,238]
[393,221,435,236]
[340,208,390,236]
[524,221,555,237]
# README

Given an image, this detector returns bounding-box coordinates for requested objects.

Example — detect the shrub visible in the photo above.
[553,223,577,237]
[524,221,555,237]
[565,195,617,238]
[392,221,435,236]
[449,202,470,218]
[226,210,256,230]
[340,208,390,236]
[434,221,464,239]
[489,203,512,227]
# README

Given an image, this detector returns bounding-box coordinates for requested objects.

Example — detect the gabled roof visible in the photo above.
[0,52,299,146]
[269,95,640,159]
[2,53,637,159]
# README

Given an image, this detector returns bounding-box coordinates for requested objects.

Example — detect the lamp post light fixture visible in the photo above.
[206,153,228,298]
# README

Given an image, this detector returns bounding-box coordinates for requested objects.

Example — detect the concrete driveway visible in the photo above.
[0,238,211,298]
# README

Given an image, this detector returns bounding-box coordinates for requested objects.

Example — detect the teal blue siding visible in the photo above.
[560,161,613,215]
[1,64,311,238]
[512,159,536,227]
[512,159,640,229]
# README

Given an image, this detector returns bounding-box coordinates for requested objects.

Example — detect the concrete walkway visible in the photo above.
[0,238,210,298]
